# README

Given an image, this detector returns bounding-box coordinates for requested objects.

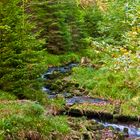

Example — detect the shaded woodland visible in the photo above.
[0,0,140,139]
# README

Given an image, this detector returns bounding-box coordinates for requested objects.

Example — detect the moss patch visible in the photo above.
[0,100,70,139]
[69,103,114,114]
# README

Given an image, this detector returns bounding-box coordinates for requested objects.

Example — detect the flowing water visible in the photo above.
[95,119,140,139]
[42,62,108,104]
[42,62,140,139]
[66,96,108,106]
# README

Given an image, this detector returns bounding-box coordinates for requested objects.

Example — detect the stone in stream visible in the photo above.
[74,83,79,88]
[72,89,83,96]
[42,67,56,79]
[67,117,138,140]
[97,120,140,138]
[47,95,57,99]
[63,92,73,98]
[87,124,104,131]
[123,127,129,137]
[55,79,62,85]
[51,83,60,90]
[68,63,78,68]
[42,87,51,93]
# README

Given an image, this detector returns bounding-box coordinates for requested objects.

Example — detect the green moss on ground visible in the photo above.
[69,103,114,114]
[0,90,17,100]
[121,101,140,117]
[0,99,70,139]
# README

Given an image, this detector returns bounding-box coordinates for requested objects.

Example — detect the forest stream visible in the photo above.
[42,63,140,140]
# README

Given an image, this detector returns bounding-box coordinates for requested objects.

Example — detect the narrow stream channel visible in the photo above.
[42,62,140,139]
[95,119,140,139]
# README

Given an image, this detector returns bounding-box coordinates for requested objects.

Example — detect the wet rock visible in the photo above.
[87,123,104,131]
[116,128,121,132]
[113,114,120,123]
[48,94,57,99]
[108,126,115,131]
[51,83,59,90]
[72,89,83,96]
[56,94,65,100]
[118,133,125,140]
[123,128,129,137]
[97,124,104,130]
[82,133,90,140]
[55,79,62,85]
[75,83,79,88]
[44,73,55,79]
[65,82,75,88]
[99,121,140,139]
[42,87,51,93]
[68,63,78,68]
[63,92,73,98]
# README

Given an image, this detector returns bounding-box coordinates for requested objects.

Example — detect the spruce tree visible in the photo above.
[34,0,88,54]
[0,0,45,100]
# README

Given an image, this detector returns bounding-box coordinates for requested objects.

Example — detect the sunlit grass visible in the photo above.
[71,44,139,101]
[0,100,70,139]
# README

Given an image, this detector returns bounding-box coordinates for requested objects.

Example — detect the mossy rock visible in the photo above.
[55,79,63,85]
[51,83,60,90]
[86,124,104,131]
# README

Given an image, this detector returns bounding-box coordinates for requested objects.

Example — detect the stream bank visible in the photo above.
[42,62,140,140]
